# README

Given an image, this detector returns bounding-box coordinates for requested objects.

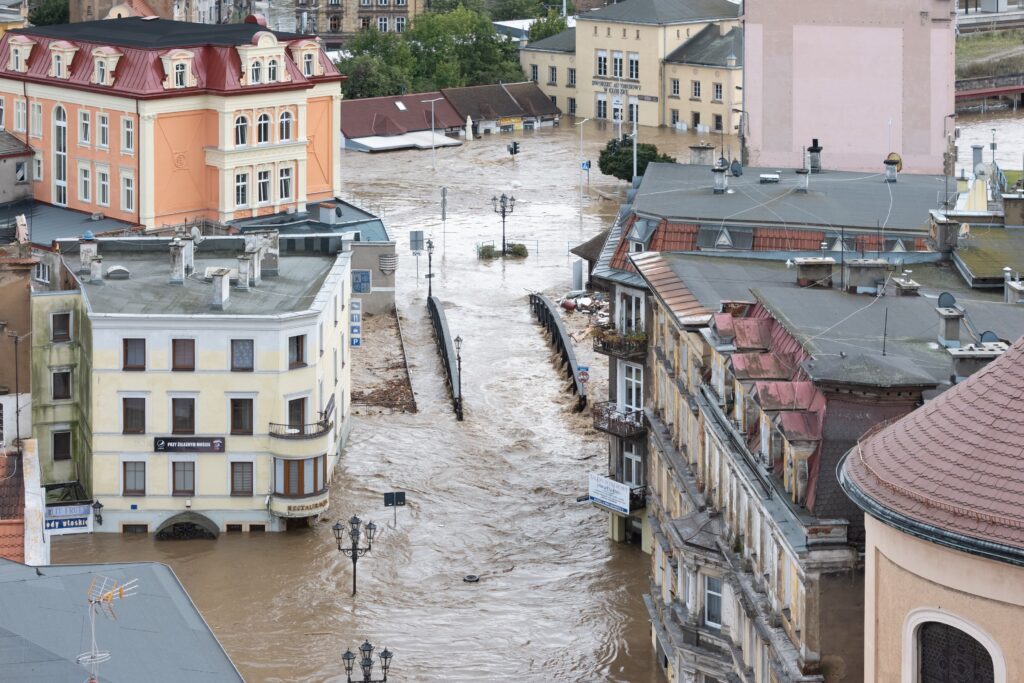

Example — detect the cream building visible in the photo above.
[520,0,739,128]
[841,335,1024,683]
[662,24,741,134]
[38,232,353,534]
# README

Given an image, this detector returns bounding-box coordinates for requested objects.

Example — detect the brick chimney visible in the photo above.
[936,304,964,348]
[948,342,1008,383]
[79,235,98,273]
[793,256,835,288]
[89,255,104,284]
[236,253,251,290]
[210,267,231,310]
[181,233,195,275]
[169,238,185,285]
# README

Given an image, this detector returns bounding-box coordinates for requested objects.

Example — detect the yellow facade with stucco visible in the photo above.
[663,60,740,134]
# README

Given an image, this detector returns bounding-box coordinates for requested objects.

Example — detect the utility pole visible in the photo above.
[632,114,638,181]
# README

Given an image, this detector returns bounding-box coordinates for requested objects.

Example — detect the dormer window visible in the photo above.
[159,49,195,89]
[238,32,290,86]
[289,39,322,79]
[52,53,64,78]
[630,240,644,253]
[47,41,77,80]
[13,48,21,71]
[303,53,313,77]
[7,36,35,74]
[96,60,106,83]
[267,59,278,82]
[90,46,121,86]
[250,60,262,84]
[174,62,186,87]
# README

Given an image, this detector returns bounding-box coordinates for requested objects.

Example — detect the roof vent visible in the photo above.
[808,139,823,173]
[893,270,920,296]
[795,167,809,193]
[792,256,835,288]
[1003,267,1024,304]
[106,265,130,280]
[712,165,728,194]
[884,158,899,183]
[759,173,780,184]
[90,212,104,221]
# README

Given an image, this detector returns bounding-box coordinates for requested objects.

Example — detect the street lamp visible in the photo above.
[575,118,590,211]
[491,193,515,256]
[421,97,443,171]
[991,127,997,165]
[91,500,103,526]
[426,238,435,298]
[342,640,393,683]
[454,335,463,421]
[332,515,377,596]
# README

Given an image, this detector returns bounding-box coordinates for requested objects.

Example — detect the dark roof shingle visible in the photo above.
[578,0,739,25]
[665,24,741,67]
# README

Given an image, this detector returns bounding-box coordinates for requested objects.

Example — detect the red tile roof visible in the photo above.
[0,454,24,521]
[0,520,24,563]
[845,336,1024,551]
[339,92,464,139]
[610,220,698,271]
[631,251,711,324]
[752,227,825,252]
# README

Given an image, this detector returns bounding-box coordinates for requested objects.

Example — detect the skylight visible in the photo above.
[395,101,407,111]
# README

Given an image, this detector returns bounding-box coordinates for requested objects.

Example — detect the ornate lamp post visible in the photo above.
[342,640,393,683]
[332,516,377,596]
[454,335,463,421]
[491,193,515,256]
[91,500,103,526]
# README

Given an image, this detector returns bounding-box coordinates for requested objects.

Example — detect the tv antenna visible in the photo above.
[77,575,139,683]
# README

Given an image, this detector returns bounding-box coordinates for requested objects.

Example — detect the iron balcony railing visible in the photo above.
[592,401,647,438]
[629,484,648,511]
[269,417,333,439]
[592,326,648,360]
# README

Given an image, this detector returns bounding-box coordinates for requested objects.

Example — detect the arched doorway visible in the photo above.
[919,621,995,683]
[155,512,220,540]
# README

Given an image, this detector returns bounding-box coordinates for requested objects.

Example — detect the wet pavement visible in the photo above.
[53,123,714,682]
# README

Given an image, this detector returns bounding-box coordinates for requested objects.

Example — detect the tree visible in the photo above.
[491,0,541,20]
[528,9,567,42]
[598,136,677,182]
[29,0,68,26]
[335,29,415,98]
[429,0,487,14]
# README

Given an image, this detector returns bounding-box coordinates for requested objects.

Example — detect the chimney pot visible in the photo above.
[808,139,823,173]
[936,305,965,348]
[169,237,185,285]
[210,267,231,309]
[712,165,728,194]
[884,159,899,183]
[89,255,104,284]
[236,253,251,290]
[79,238,99,273]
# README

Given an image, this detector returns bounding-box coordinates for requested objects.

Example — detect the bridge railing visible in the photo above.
[427,295,463,421]
[529,293,587,411]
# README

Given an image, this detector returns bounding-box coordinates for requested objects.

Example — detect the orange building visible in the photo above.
[0,18,343,229]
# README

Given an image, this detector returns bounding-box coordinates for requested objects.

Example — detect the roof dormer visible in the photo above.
[160,48,196,89]
[236,31,291,85]
[7,35,35,74]
[289,39,322,79]
[48,40,78,80]
[90,46,122,86]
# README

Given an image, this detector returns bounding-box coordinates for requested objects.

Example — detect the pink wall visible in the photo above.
[744,0,955,174]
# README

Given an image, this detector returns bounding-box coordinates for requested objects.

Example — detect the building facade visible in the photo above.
[0,242,33,456]
[295,0,426,45]
[35,233,353,534]
[0,18,343,230]
[742,0,956,173]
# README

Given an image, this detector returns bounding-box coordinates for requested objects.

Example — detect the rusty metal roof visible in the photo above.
[631,251,710,324]
[752,381,818,410]
[340,91,464,139]
[730,352,796,380]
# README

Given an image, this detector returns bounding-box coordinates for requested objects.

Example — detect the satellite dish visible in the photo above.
[937,292,957,309]
[335,206,343,218]
[190,226,204,244]
[980,330,999,343]
[730,159,743,177]
[886,152,903,173]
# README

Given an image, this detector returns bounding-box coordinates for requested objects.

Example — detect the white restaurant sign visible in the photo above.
[588,473,631,515]
[44,504,93,536]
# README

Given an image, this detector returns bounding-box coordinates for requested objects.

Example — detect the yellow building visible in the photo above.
[0,8,26,38]
[662,24,741,134]
[520,0,739,128]
[39,232,353,534]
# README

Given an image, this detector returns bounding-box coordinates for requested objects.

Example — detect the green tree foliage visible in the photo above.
[598,136,677,182]
[29,0,68,26]
[430,0,487,13]
[336,30,415,98]
[527,9,567,41]
[491,0,541,20]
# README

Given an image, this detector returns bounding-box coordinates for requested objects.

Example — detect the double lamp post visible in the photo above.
[332,515,376,597]
[491,193,515,255]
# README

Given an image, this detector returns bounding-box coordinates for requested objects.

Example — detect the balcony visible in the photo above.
[592,326,647,360]
[588,473,647,514]
[269,417,333,440]
[628,484,648,511]
[592,401,647,438]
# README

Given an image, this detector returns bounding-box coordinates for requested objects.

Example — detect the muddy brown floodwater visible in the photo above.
[54,123,721,682]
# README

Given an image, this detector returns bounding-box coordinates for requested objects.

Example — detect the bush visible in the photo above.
[478,244,497,259]
[506,242,529,258]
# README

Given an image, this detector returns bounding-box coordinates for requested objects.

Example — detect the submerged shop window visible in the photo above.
[274,454,327,496]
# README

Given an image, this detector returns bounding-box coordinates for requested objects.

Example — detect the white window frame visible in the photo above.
[96,59,107,85]
[235,115,249,147]
[279,166,293,200]
[691,80,701,99]
[623,441,643,487]
[0,97,5,129]
[303,53,314,77]
[377,16,388,32]
[619,360,643,412]
[96,165,110,207]
[29,102,42,138]
[279,111,293,141]
[78,162,91,203]
[174,62,186,88]
[714,82,723,101]
[33,152,42,181]
[235,171,249,208]
[120,170,134,212]
[257,168,271,204]
[268,59,279,82]
[902,608,1007,683]
[97,113,109,148]
[256,113,270,144]
[78,110,90,145]
[704,575,722,628]
[612,51,623,78]
[671,78,680,97]
[568,67,576,86]
[250,59,262,84]
[395,16,406,32]
[14,99,26,132]
[33,261,50,283]
[121,116,134,153]
[628,52,639,80]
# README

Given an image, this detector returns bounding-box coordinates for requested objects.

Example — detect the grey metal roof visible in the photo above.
[633,162,944,232]
[591,204,645,288]
[0,558,242,682]
[15,16,303,49]
[521,27,575,53]
[0,130,33,159]
[578,0,739,25]
[664,24,741,67]
[0,200,138,247]
[233,199,391,242]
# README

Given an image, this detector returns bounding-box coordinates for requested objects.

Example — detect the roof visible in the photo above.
[952,226,1024,288]
[339,91,464,139]
[503,81,561,117]
[0,199,139,247]
[665,24,741,67]
[0,130,33,160]
[0,454,23,520]
[633,162,945,232]
[521,27,575,53]
[843,336,1024,559]
[0,558,241,681]
[441,82,559,121]
[12,17,304,48]
[631,251,711,324]
[578,0,739,25]
[233,198,391,242]
[570,227,611,263]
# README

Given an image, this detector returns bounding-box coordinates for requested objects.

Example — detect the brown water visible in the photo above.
[54,124,713,682]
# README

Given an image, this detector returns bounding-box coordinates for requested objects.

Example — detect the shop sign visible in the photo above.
[154,437,226,453]
[45,504,93,535]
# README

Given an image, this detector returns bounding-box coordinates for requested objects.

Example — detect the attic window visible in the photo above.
[90,47,122,86]
[630,240,644,253]
[395,101,407,111]
[7,36,35,74]
[47,42,77,80]
[159,50,195,90]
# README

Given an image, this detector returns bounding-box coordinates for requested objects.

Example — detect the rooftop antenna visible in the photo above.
[78,575,139,683]
[882,307,889,356]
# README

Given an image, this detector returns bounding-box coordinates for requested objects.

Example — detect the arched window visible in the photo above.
[919,622,995,683]
[234,116,249,146]
[174,62,186,88]
[267,59,278,82]
[54,106,67,206]
[250,60,262,84]
[279,111,293,141]
[302,53,314,77]
[257,113,270,144]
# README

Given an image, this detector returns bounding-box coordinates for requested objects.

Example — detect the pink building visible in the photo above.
[743,0,955,174]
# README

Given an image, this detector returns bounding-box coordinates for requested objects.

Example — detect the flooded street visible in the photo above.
[54,124,711,682]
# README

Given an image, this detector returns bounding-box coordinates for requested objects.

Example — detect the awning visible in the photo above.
[345,131,463,153]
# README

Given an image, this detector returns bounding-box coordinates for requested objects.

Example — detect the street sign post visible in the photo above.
[578,365,590,383]
[384,491,406,526]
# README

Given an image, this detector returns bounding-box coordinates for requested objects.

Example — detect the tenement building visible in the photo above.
[295,0,426,45]
[841,336,1024,682]
[629,253,1024,682]
[0,18,342,229]
[33,233,353,534]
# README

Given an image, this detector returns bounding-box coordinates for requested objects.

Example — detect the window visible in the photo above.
[289,334,306,368]
[257,169,271,204]
[78,164,91,202]
[548,66,557,85]
[274,454,326,496]
[231,462,254,496]
[0,97,4,128]
[713,82,723,101]
[174,62,186,87]
[550,95,556,106]
[250,60,262,84]
[79,110,90,144]
[568,97,576,115]
[235,172,248,208]
[691,111,701,129]
[122,523,149,533]
[628,101,637,123]
[360,16,370,28]
[14,100,25,132]
[671,79,680,97]
[568,67,576,87]
[691,80,701,99]
[122,397,145,434]
[622,362,642,411]
[596,98,607,119]
[234,116,248,146]
[628,52,639,79]
[96,59,107,84]
[612,51,623,78]
[268,59,278,82]
[714,114,723,132]
[172,397,195,434]
[704,576,722,628]
[231,339,254,371]
[33,153,42,181]
[53,431,71,461]
[671,108,679,125]
[97,113,109,148]
[623,442,643,487]
[52,370,71,400]
[288,397,306,428]
[12,47,21,71]
[596,51,607,76]
[52,53,64,78]
[377,17,388,32]
[303,53,314,77]
[123,462,146,495]
[395,16,406,32]
[51,312,71,341]
[121,116,133,152]
[33,261,49,283]
[172,339,195,371]
[256,113,270,143]
[330,15,341,31]
[14,161,26,183]
[121,172,134,212]
[279,166,293,200]
[53,106,66,205]
[279,111,293,140]
[123,338,145,369]
[918,622,995,682]
[231,398,254,434]
[97,168,109,206]
[31,103,43,136]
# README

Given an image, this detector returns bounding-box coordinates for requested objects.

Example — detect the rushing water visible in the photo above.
[53,124,714,682]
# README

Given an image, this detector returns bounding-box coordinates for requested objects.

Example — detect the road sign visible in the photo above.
[578,365,590,383]
[350,298,363,347]
[581,160,591,171]
[384,491,406,527]
[410,229,424,252]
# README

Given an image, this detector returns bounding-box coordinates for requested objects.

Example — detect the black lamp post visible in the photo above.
[342,640,393,683]
[91,500,103,526]
[332,515,377,596]
[491,193,515,255]
[426,238,434,298]
[454,335,463,421]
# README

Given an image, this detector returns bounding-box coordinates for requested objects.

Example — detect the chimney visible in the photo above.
[842,258,889,294]
[971,143,984,170]
[808,139,823,173]
[795,167,809,193]
[884,159,899,183]
[793,256,835,288]
[1004,267,1024,304]
[936,304,964,348]
[948,342,1008,383]
[893,270,920,296]
[89,255,104,284]
[236,253,251,290]
[181,233,195,275]
[210,267,231,309]
[79,233,98,273]
[169,237,185,285]
[319,202,340,226]
[689,143,714,165]
[712,164,728,194]
[247,248,262,285]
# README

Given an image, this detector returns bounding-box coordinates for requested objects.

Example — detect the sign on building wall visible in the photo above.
[44,504,93,535]
[350,298,363,347]
[588,473,630,515]
[154,437,226,453]
[352,270,372,294]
